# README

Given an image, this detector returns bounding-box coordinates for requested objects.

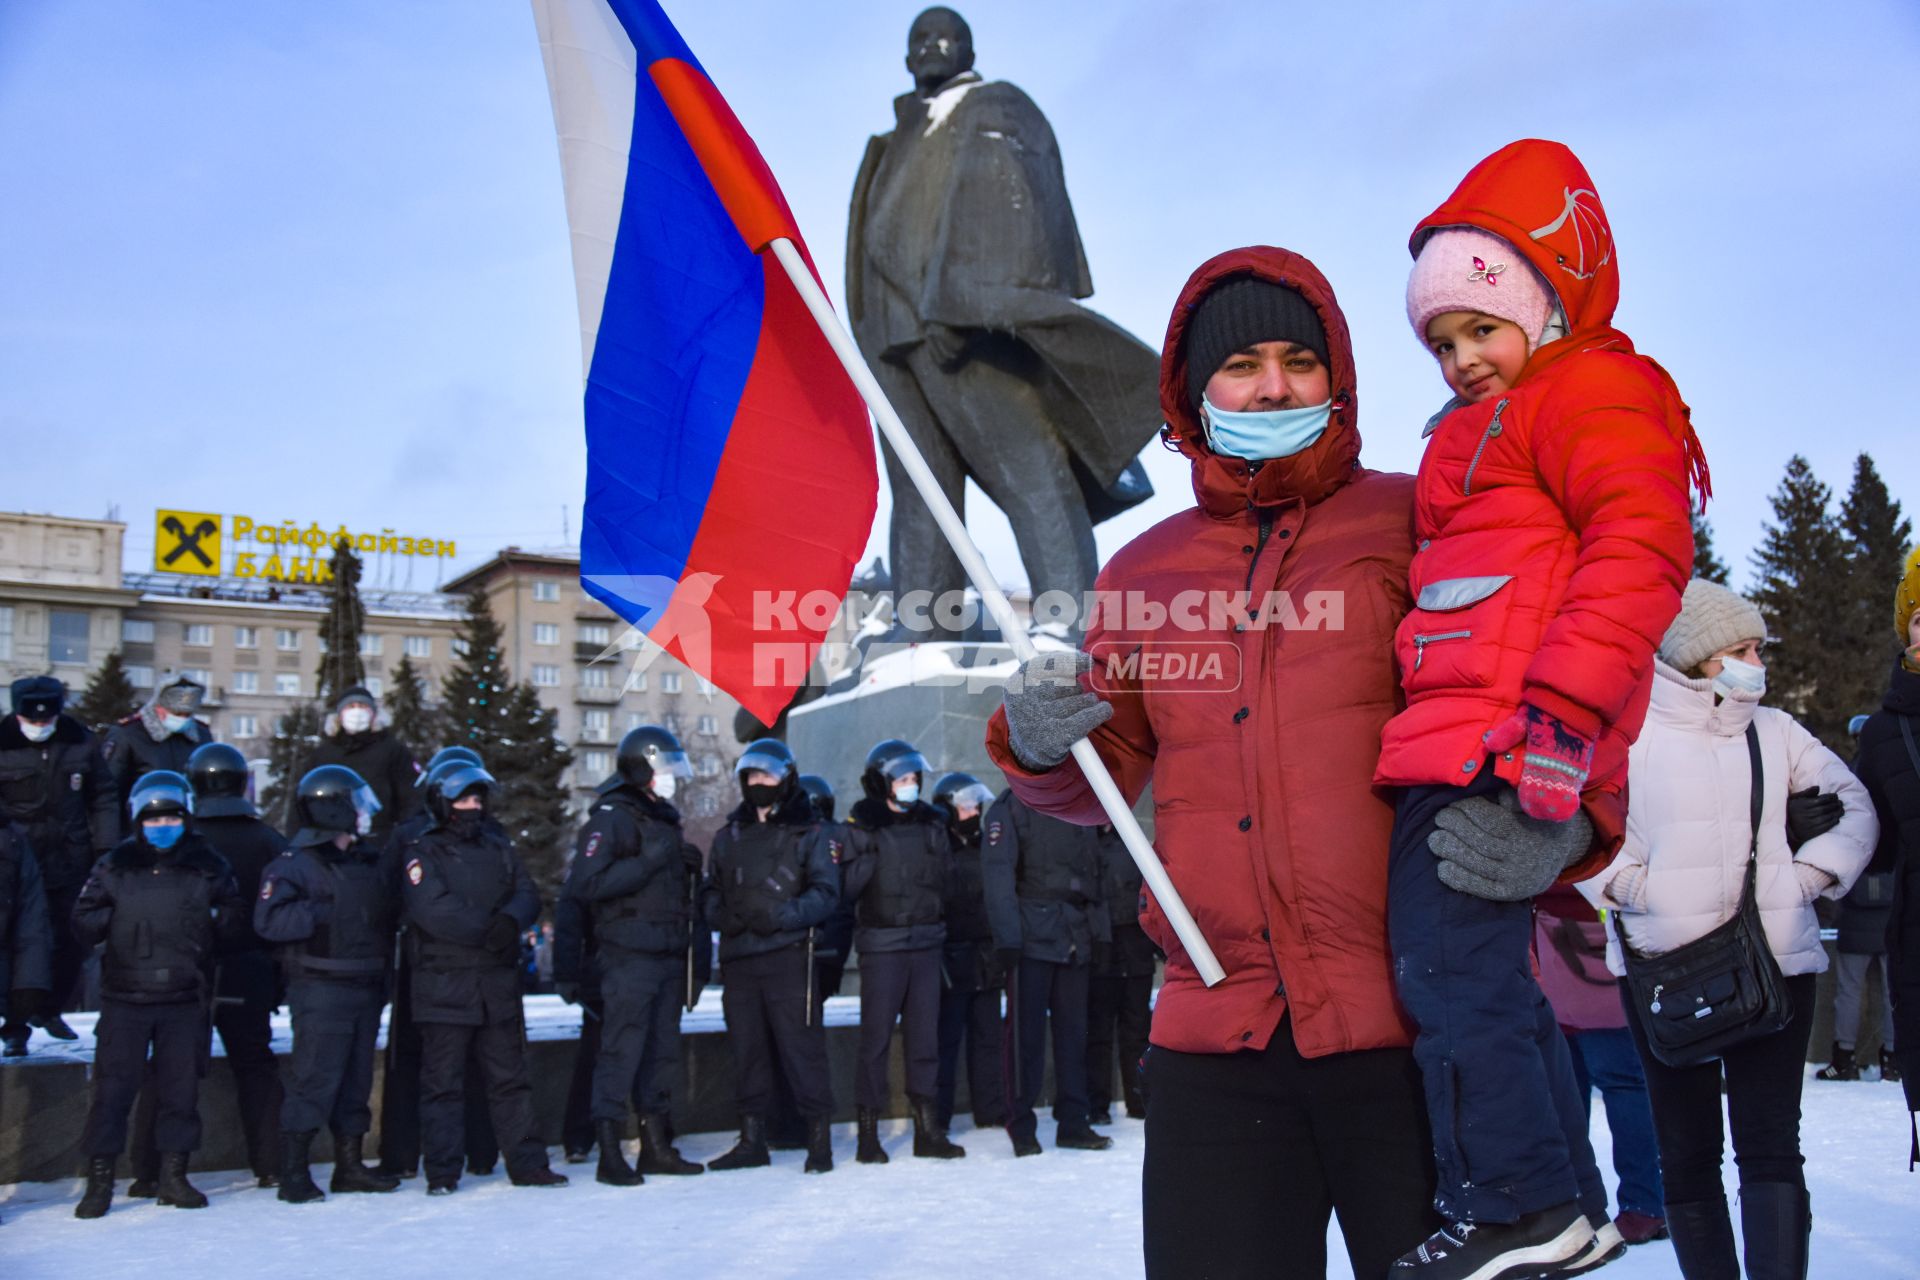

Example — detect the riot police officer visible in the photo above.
[125,743,286,1193]
[100,677,210,827]
[255,765,402,1202]
[845,739,963,1162]
[0,813,50,1224]
[981,788,1112,1155]
[1087,823,1156,1123]
[558,725,707,1186]
[400,764,565,1194]
[373,746,498,1179]
[702,739,839,1174]
[72,772,244,1219]
[763,773,852,1151]
[0,675,114,1052]
[303,686,422,841]
[931,772,1005,1133]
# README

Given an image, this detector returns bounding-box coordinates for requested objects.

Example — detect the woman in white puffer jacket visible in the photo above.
[1580,578,1875,1280]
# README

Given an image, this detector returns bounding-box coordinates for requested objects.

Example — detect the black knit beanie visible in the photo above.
[1183,277,1327,408]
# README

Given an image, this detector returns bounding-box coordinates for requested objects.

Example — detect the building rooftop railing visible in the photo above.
[122,571,466,618]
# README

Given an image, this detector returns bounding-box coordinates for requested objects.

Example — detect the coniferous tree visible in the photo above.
[1748,455,1852,750]
[316,539,368,707]
[262,701,324,829]
[71,650,140,730]
[1834,453,1912,727]
[384,652,442,760]
[1691,512,1731,586]
[489,682,574,894]
[440,590,513,748]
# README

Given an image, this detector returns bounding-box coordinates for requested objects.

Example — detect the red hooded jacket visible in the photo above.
[1372,140,1708,856]
[986,248,1418,1058]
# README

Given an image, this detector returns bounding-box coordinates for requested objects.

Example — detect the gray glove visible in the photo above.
[1428,790,1594,902]
[1002,650,1113,772]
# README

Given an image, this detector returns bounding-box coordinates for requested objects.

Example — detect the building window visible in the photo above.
[580,665,610,689]
[579,623,611,646]
[276,628,300,651]
[627,671,647,693]
[661,672,681,694]
[233,625,258,649]
[583,709,611,742]
[365,677,383,698]
[531,664,560,687]
[231,714,259,739]
[533,623,559,646]
[359,634,383,656]
[695,794,719,817]
[700,755,722,777]
[533,581,560,603]
[275,673,302,697]
[583,749,613,777]
[49,611,90,665]
[696,675,715,696]
[405,635,432,658]
[697,714,717,735]
[183,623,213,648]
[662,712,682,736]
[450,636,469,657]
[126,665,155,689]
[232,671,259,695]
[0,606,11,660]
[122,619,155,645]
[627,711,648,731]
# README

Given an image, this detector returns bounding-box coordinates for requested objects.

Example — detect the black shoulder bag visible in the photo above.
[1622,722,1793,1067]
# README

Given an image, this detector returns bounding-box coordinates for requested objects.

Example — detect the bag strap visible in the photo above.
[1742,722,1764,900]
[1900,714,1920,781]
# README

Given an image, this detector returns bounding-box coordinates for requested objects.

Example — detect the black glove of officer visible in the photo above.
[994,947,1023,982]
[483,912,521,954]
[1786,787,1844,851]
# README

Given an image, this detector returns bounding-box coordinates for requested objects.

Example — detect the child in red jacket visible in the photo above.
[1375,140,1707,1280]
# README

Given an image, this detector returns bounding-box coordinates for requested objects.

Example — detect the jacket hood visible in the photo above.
[849,797,941,830]
[1412,139,1711,505]
[1159,247,1362,517]
[0,712,89,749]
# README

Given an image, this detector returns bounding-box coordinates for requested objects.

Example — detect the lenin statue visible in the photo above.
[848,7,1161,640]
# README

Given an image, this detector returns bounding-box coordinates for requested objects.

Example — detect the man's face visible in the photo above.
[906,10,972,92]
[1202,342,1331,413]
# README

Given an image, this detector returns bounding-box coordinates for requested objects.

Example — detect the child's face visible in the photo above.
[1423,311,1530,404]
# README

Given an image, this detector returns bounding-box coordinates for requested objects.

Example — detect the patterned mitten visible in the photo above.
[1482,705,1593,823]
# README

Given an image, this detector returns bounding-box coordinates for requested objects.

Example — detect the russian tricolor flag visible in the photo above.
[533,0,877,724]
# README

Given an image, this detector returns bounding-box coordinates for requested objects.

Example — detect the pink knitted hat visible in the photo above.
[1406,227,1556,348]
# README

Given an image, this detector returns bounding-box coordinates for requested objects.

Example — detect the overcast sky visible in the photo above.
[3,1,1916,596]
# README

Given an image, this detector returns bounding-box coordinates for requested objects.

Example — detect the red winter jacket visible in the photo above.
[986,248,1418,1058]
[1372,139,1708,857]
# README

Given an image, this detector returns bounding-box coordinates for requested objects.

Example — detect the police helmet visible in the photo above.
[293,765,380,846]
[797,774,835,823]
[428,763,497,823]
[128,770,194,823]
[736,737,796,781]
[187,741,257,819]
[861,738,930,801]
[931,771,994,817]
[415,744,485,788]
[617,724,692,788]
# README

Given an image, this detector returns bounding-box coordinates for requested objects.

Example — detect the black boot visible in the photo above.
[855,1107,889,1164]
[1056,1119,1114,1151]
[1665,1196,1740,1280]
[277,1131,325,1204]
[1739,1182,1810,1280]
[41,1014,79,1041]
[910,1096,965,1159]
[330,1134,400,1194]
[595,1119,643,1186]
[706,1116,770,1171]
[1813,1041,1860,1081]
[74,1156,115,1219]
[1,1024,27,1057]
[804,1115,834,1174]
[155,1152,208,1209]
[1882,1048,1904,1083]
[636,1113,703,1176]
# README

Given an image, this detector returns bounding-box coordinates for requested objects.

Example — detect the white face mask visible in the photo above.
[340,706,374,734]
[19,718,56,743]
[1712,656,1766,699]
[651,772,678,801]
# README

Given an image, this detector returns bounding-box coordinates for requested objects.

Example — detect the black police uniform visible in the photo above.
[0,822,53,1028]
[399,814,551,1185]
[128,808,289,1185]
[71,832,243,1161]
[935,812,1006,1130]
[304,723,420,841]
[1086,824,1156,1120]
[561,783,707,1128]
[99,714,208,831]
[256,835,398,1145]
[702,791,839,1126]
[981,790,1111,1146]
[0,711,114,1028]
[844,797,949,1112]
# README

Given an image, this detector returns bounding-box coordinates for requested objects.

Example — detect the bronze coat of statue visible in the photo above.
[847,7,1161,638]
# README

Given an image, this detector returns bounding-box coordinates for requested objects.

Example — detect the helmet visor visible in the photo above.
[649,748,695,779]
[878,749,931,782]
[130,780,194,820]
[735,745,792,777]
[945,782,995,811]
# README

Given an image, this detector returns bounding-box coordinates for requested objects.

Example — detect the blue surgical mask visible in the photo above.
[144,822,185,850]
[893,782,920,806]
[1201,397,1333,461]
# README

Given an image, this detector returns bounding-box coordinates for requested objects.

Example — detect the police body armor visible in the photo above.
[590,792,691,956]
[854,816,944,931]
[943,834,993,944]
[98,839,226,1001]
[1017,822,1100,906]
[289,845,395,981]
[407,828,521,971]
[713,820,807,934]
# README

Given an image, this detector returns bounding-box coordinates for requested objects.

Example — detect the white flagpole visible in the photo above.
[767,237,1225,988]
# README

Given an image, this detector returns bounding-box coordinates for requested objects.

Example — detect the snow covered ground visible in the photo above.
[1,1071,1911,1278]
